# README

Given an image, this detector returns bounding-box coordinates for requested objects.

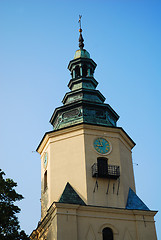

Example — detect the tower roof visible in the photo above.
[50,17,119,130]
[74,49,90,59]
[59,182,86,206]
[126,188,150,211]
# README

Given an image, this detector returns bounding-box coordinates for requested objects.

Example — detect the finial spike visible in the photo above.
[78,15,82,29]
[78,15,84,49]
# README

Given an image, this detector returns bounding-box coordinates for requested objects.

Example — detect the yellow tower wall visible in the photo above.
[83,125,135,208]
[38,124,136,219]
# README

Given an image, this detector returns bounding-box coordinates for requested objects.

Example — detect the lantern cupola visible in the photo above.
[50,24,119,130]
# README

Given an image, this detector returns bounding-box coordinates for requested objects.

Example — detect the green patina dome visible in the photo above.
[74,49,90,59]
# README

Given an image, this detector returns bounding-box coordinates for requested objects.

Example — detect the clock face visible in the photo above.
[44,152,48,169]
[93,138,111,154]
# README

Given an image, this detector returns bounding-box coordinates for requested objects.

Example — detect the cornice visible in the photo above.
[36,123,135,154]
[30,202,157,238]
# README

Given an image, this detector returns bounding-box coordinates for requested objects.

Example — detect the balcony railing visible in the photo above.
[92,163,120,179]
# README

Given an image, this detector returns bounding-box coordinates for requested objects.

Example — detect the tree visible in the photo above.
[0,169,29,240]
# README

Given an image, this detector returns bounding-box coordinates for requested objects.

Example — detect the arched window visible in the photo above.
[90,68,94,76]
[44,170,47,191]
[82,64,88,77]
[102,227,113,240]
[75,65,80,78]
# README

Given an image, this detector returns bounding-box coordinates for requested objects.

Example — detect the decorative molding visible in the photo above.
[123,229,134,240]
[98,223,119,235]
[86,225,96,240]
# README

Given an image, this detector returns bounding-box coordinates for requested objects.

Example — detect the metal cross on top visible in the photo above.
[78,15,82,29]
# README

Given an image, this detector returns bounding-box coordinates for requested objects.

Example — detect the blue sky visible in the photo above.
[0,0,160,238]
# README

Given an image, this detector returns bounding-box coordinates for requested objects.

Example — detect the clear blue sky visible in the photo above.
[0,0,160,238]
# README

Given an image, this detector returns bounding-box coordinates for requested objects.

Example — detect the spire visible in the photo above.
[78,15,84,49]
[49,18,119,130]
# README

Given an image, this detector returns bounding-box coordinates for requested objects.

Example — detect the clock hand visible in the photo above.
[98,140,103,147]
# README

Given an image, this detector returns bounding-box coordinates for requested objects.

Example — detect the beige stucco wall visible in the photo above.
[30,203,157,240]
[40,126,87,219]
[83,125,135,208]
[39,124,136,219]
[30,124,158,240]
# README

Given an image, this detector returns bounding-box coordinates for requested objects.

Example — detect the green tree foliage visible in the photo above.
[0,169,29,240]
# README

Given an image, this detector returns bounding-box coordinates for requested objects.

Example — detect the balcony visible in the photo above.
[92,163,120,179]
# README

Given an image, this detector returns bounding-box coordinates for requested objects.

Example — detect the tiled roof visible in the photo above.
[126,188,150,211]
[59,182,86,206]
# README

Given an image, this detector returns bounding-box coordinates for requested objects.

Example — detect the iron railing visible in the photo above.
[92,163,120,179]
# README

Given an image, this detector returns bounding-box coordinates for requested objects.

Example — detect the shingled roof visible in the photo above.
[126,188,150,211]
[59,182,86,206]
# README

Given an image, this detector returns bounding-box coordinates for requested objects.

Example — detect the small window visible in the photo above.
[44,170,47,191]
[102,227,113,240]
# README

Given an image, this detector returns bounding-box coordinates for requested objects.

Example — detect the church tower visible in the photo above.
[30,20,157,240]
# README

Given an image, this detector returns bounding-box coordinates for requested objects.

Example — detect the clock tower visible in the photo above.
[30,23,157,240]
